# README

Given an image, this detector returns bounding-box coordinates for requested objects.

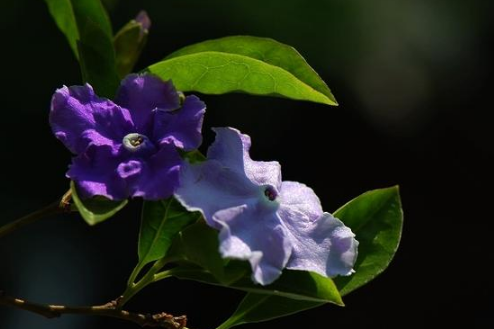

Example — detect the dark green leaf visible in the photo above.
[114,19,148,78]
[180,150,206,164]
[333,186,403,295]
[215,294,319,329]
[70,181,127,226]
[77,19,119,98]
[44,0,119,97]
[137,198,198,270]
[166,36,337,105]
[172,221,226,281]
[44,0,113,58]
[147,51,336,106]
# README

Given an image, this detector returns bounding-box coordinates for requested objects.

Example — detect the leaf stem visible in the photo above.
[0,198,69,239]
[0,290,188,328]
[120,257,171,307]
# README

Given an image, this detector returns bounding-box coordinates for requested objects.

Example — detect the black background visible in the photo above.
[1,0,493,328]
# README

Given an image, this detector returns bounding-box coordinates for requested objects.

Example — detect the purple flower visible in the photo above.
[175,128,358,285]
[50,74,206,200]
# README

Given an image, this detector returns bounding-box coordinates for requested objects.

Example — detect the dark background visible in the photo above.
[1,0,493,328]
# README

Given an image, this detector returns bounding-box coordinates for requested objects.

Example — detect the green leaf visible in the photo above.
[169,221,342,305]
[44,0,119,97]
[77,19,119,98]
[44,0,113,58]
[215,186,403,328]
[147,51,337,106]
[166,36,337,105]
[333,185,403,295]
[70,181,127,226]
[44,0,80,58]
[215,293,319,329]
[172,221,226,281]
[114,19,148,78]
[137,198,198,271]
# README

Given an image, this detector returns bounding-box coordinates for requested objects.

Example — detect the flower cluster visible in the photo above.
[50,74,358,285]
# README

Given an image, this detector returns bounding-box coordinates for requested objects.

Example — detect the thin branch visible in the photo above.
[0,290,187,328]
[0,189,73,239]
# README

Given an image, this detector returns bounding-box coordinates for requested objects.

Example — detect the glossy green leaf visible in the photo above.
[333,185,403,295]
[137,198,198,271]
[215,186,403,328]
[147,51,336,106]
[166,36,337,105]
[70,181,127,226]
[114,19,148,78]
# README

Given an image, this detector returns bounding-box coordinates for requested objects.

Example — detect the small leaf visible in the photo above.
[333,186,403,295]
[147,51,337,106]
[137,198,198,270]
[114,12,150,78]
[70,181,127,226]
[166,36,337,105]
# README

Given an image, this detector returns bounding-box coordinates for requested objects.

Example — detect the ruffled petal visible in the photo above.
[280,207,359,277]
[115,74,180,133]
[175,160,258,229]
[153,95,206,151]
[130,142,182,200]
[50,84,133,154]
[279,181,323,221]
[214,204,292,285]
[208,127,282,191]
[67,144,127,200]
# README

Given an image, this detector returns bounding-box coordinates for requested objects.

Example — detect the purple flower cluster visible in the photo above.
[50,74,358,285]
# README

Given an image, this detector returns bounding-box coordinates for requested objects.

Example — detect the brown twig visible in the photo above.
[0,290,187,328]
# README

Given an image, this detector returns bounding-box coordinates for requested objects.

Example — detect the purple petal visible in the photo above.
[50,84,134,154]
[130,142,182,200]
[115,74,180,132]
[208,127,282,190]
[215,205,292,285]
[175,160,258,229]
[153,95,206,151]
[280,207,358,277]
[67,144,127,200]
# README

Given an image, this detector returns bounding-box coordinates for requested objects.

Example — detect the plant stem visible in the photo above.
[120,258,171,307]
[0,290,188,328]
[0,201,66,239]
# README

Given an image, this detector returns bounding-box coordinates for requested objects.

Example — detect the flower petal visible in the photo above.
[279,181,323,221]
[153,95,206,150]
[175,159,258,229]
[50,84,133,154]
[281,207,359,277]
[67,144,127,200]
[215,205,292,285]
[208,127,282,191]
[115,74,180,132]
[130,142,182,200]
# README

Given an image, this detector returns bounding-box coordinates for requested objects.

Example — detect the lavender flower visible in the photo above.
[50,74,205,200]
[175,127,358,285]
